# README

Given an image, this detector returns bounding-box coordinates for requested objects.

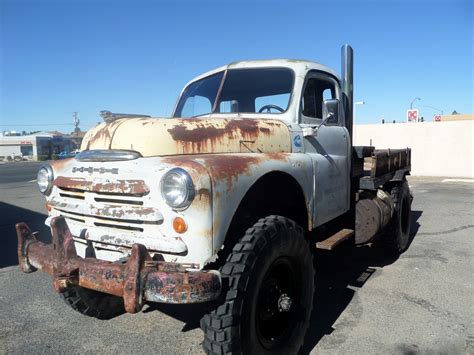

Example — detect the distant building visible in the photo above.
[2,131,22,136]
[69,130,87,150]
[0,132,74,160]
[438,114,473,122]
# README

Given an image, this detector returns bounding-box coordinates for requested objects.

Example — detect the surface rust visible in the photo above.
[83,119,128,150]
[196,188,211,202]
[163,153,291,193]
[91,205,156,219]
[16,223,38,273]
[53,176,150,195]
[203,155,262,188]
[81,117,291,156]
[167,119,274,142]
[122,244,151,313]
[167,119,279,155]
[15,217,221,312]
[50,158,74,172]
[144,270,220,303]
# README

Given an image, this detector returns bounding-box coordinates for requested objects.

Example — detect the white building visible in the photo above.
[0,132,74,160]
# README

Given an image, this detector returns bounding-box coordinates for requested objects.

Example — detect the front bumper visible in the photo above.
[16,216,221,313]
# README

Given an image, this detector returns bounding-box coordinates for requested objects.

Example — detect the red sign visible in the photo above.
[407,109,419,122]
[434,114,441,122]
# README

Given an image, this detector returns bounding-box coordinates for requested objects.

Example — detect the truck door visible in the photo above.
[300,71,351,227]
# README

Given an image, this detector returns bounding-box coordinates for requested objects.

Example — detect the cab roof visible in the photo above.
[185,59,340,88]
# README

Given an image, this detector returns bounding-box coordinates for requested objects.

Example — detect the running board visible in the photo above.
[316,229,354,250]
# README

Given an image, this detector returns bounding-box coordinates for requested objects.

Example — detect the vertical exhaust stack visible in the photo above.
[341,44,354,142]
[342,45,356,233]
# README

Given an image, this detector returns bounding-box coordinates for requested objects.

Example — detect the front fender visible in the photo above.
[164,153,314,255]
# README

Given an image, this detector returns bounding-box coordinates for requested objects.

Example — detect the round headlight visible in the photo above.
[161,168,195,209]
[37,165,54,194]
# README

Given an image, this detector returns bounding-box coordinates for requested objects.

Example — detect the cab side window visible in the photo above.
[301,74,338,124]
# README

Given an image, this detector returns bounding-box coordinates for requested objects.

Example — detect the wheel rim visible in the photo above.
[255,257,300,349]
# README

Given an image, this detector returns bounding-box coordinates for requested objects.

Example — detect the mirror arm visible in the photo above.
[302,112,333,137]
[315,112,333,135]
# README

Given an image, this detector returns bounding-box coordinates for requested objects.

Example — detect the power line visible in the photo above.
[0,123,74,127]
[1,121,100,127]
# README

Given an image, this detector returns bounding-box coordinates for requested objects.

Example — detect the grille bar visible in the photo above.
[54,176,150,196]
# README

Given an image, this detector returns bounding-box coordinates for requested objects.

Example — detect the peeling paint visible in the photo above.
[81,117,291,156]
[54,176,150,196]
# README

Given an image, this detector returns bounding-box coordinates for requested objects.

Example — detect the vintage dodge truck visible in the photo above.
[17,45,412,354]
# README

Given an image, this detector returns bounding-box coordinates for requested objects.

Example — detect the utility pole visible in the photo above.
[73,112,80,136]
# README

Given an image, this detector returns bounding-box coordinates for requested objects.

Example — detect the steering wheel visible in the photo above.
[258,104,285,113]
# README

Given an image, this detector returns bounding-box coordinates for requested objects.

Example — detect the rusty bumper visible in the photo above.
[16,216,221,313]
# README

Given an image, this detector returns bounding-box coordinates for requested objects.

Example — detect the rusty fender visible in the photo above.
[16,216,221,313]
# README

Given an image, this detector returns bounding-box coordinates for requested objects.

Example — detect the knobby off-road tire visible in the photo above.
[201,215,315,354]
[61,286,125,320]
[384,179,412,254]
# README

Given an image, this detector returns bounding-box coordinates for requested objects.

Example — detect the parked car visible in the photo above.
[57,151,76,159]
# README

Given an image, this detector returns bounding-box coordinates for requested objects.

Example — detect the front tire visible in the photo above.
[60,286,125,320]
[201,215,314,354]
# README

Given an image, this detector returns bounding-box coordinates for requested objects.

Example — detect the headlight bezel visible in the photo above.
[37,165,54,195]
[160,168,195,210]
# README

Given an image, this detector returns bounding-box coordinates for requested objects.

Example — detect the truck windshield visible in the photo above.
[174,68,294,118]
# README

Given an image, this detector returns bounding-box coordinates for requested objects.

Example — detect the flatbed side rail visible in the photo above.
[355,147,411,190]
[369,148,411,178]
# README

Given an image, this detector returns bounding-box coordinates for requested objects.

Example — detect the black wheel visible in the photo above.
[384,179,412,254]
[201,215,314,354]
[60,286,125,320]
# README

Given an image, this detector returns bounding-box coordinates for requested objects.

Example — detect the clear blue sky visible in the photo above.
[1,0,472,133]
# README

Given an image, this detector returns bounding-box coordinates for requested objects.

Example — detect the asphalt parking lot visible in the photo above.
[0,162,472,354]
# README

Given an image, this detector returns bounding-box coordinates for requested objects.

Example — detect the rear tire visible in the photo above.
[201,215,314,354]
[383,179,412,254]
[60,286,125,320]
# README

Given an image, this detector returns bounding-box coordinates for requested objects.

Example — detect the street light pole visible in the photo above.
[410,97,421,109]
[354,101,365,125]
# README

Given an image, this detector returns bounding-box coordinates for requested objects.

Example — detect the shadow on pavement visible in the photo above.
[300,209,423,353]
[146,210,423,345]
[144,302,208,332]
[300,244,398,353]
[0,200,424,352]
[0,202,50,268]
[409,210,423,239]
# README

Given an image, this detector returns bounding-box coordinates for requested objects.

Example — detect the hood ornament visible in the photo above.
[100,110,151,123]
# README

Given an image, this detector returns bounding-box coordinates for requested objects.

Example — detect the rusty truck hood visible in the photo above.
[80,117,292,156]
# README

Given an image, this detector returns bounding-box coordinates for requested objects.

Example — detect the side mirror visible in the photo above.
[322,99,339,124]
[315,99,339,135]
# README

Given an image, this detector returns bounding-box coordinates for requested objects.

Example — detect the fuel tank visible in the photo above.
[355,189,394,244]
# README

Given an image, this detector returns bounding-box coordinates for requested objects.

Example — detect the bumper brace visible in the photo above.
[16,216,221,313]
